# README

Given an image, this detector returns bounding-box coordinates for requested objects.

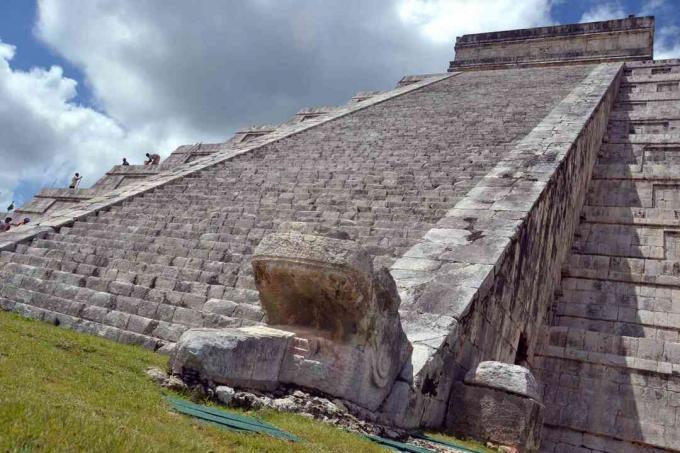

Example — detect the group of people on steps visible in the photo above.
[2,152,162,233]
[69,153,161,188]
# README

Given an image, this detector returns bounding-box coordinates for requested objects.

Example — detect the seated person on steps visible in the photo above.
[144,153,161,165]
[1,217,11,232]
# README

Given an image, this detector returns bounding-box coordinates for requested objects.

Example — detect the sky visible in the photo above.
[0,0,679,208]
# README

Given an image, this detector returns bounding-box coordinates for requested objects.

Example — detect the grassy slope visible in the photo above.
[0,312,385,452]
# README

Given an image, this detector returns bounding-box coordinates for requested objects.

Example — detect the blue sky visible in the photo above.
[0,0,679,209]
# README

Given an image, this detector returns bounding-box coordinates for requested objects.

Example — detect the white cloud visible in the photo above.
[635,0,680,59]
[0,38,181,208]
[655,25,680,59]
[398,0,553,43]
[639,0,667,16]
[579,2,625,23]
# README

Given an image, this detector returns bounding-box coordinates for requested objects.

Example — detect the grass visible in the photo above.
[0,311,385,452]
[423,432,499,453]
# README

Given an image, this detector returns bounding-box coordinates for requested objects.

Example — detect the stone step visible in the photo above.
[44,231,248,262]
[89,212,395,237]
[72,219,264,245]
[611,99,680,117]
[610,108,680,121]
[0,275,183,346]
[127,188,456,204]
[542,326,679,374]
[0,249,239,297]
[32,233,257,288]
[607,122,680,137]
[571,223,679,260]
[554,290,680,342]
[14,240,259,305]
[608,135,680,147]
[0,295,171,352]
[26,234,254,290]
[17,241,246,277]
[564,253,680,287]
[147,189,462,204]
[28,237,248,276]
[0,263,260,333]
[585,179,655,208]
[541,425,675,453]
[533,353,680,450]
[70,218,276,241]
[77,216,427,247]
[620,91,680,103]
[557,277,680,337]
[581,206,680,228]
[593,164,680,181]
[110,201,450,222]
[554,312,680,343]
[0,261,265,324]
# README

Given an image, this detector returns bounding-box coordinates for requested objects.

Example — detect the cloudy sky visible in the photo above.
[0,0,678,208]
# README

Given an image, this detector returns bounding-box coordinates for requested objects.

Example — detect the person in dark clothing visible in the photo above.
[122,158,130,166]
[1,217,12,232]
[145,153,161,165]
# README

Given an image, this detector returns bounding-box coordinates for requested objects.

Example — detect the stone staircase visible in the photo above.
[536,60,680,452]
[1,68,581,355]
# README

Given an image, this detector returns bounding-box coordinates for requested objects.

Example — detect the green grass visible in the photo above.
[423,432,499,453]
[0,311,385,452]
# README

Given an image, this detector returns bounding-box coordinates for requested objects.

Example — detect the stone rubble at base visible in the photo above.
[0,15,679,453]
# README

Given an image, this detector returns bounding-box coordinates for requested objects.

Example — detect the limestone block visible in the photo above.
[446,381,543,452]
[169,326,295,390]
[464,361,540,401]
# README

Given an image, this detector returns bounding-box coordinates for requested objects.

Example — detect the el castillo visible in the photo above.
[2,14,680,453]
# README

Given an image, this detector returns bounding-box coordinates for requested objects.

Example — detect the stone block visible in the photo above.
[202,298,238,316]
[446,381,543,452]
[465,361,540,401]
[170,326,294,390]
[252,232,375,339]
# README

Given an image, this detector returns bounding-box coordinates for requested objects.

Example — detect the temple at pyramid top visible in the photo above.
[449,15,655,71]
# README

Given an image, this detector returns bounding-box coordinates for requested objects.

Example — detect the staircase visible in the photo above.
[0,68,587,358]
[536,61,680,452]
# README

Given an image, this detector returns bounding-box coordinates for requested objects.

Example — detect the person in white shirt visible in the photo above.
[69,173,82,189]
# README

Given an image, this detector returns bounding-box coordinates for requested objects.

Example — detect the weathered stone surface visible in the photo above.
[446,382,543,452]
[248,233,413,410]
[464,361,540,401]
[451,17,654,71]
[169,326,294,390]
[252,232,376,341]
[170,233,411,410]
[215,385,235,405]
[145,366,168,384]
[382,62,621,430]
[535,60,680,452]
